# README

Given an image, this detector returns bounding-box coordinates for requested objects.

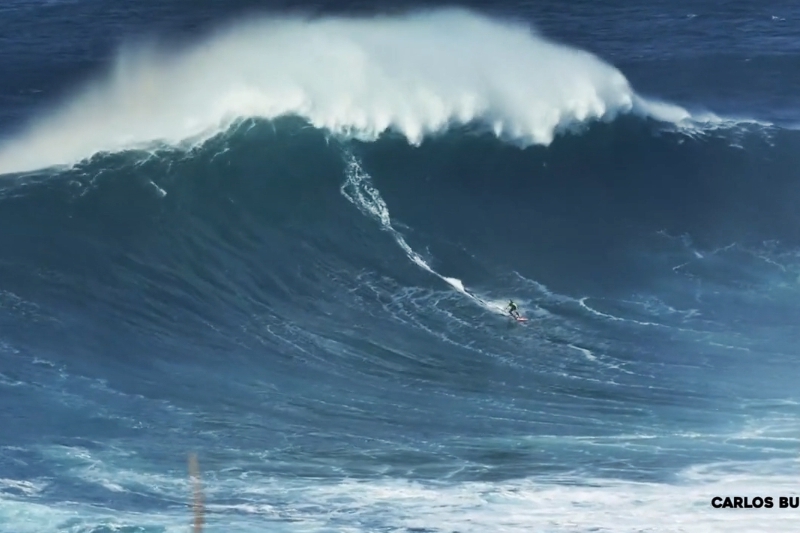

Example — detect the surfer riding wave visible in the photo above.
[506,300,521,319]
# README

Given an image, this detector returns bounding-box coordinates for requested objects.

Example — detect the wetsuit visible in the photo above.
[507,301,519,318]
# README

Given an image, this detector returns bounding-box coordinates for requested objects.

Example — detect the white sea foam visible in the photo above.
[0,8,698,174]
[2,452,797,533]
[341,153,514,316]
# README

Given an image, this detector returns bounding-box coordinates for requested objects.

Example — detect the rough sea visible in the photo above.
[1,1,799,531]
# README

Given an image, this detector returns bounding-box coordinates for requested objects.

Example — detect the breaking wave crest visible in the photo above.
[0,8,698,174]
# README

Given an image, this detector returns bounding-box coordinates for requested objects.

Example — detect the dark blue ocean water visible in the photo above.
[1,1,799,532]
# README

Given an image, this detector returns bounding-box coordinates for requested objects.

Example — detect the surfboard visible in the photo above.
[513,316,528,322]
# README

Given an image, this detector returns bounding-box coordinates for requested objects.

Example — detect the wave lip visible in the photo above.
[0,8,695,175]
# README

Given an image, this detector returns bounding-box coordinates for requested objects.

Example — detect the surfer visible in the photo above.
[506,300,521,319]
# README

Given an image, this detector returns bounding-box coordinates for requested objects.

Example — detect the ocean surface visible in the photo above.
[1,1,799,531]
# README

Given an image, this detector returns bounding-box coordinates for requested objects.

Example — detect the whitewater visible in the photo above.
[0,8,695,175]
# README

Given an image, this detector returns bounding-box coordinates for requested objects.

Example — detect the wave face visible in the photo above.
[1,6,800,533]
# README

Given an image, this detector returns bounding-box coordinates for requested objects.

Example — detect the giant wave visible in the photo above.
[2,114,800,532]
[2,8,800,533]
[0,8,701,175]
